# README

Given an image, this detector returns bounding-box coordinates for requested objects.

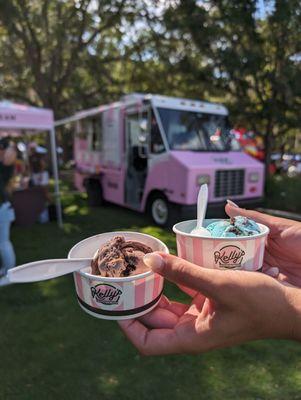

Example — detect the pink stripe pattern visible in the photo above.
[134,278,146,308]
[152,273,163,299]
[176,234,267,271]
[75,273,84,298]
[74,271,163,318]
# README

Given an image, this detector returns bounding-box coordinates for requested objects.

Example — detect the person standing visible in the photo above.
[0,137,16,279]
[28,143,50,222]
[28,143,49,187]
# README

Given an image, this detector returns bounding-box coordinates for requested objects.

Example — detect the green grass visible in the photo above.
[1,192,301,399]
[265,175,301,214]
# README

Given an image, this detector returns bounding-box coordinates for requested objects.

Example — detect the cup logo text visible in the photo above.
[91,283,122,305]
[214,245,245,269]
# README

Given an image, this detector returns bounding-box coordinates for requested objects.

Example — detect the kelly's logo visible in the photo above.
[91,283,122,305]
[214,245,245,269]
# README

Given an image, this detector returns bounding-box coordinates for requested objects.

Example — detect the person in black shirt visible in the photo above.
[0,137,16,279]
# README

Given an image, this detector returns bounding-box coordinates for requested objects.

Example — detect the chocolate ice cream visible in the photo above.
[91,236,153,277]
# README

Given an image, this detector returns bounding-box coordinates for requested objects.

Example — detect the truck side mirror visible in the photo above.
[139,119,147,132]
[138,119,148,144]
[138,132,147,144]
[138,118,148,157]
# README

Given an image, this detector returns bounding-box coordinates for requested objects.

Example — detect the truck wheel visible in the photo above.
[147,194,180,227]
[85,179,103,207]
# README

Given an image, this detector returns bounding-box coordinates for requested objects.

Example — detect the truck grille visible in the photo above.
[214,169,245,198]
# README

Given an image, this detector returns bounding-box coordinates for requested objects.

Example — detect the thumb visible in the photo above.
[225,202,291,236]
[143,252,228,302]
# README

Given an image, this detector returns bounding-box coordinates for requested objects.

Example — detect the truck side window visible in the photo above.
[91,116,102,151]
[151,111,165,154]
[76,121,87,139]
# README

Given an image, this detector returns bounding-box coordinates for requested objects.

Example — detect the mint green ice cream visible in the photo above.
[206,216,260,238]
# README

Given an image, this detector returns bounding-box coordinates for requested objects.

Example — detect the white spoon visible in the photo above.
[8,258,92,283]
[191,184,211,236]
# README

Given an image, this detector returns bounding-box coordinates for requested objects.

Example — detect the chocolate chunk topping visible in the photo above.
[227,226,242,235]
[230,217,235,225]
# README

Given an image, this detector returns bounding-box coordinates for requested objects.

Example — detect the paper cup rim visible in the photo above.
[173,219,270,240]
[68,231,169,282]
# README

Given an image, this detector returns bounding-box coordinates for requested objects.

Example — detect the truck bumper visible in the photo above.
[180,197,264,219]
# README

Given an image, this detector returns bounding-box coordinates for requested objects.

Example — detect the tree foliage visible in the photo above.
[0,0,300,167]
[0,0,146,116]
[159,0,301,173]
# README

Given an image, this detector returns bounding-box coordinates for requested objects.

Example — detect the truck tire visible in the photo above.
[147,193,180,228]
[85,179,103,207]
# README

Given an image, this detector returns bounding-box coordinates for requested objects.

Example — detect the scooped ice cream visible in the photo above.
[91,236,153,277]
[206,216,260,237]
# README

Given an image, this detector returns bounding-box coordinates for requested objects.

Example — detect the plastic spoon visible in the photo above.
[190,184,211,236]
[8,258,92,283]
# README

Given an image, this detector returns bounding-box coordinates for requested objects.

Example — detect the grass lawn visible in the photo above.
[265,175,301,214]
[1,192,301,400]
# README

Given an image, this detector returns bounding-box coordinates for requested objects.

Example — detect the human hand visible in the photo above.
[119,253,301,355]
[3,146,17,166]
[226,202,301,286]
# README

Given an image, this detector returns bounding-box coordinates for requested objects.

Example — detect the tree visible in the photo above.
[0,0,142,117]
[0,0,300,180]
[161,0,301,179]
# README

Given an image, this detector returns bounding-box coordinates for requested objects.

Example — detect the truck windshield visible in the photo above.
[157,108,240,151]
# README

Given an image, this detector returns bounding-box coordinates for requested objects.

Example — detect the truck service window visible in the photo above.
[91,116,102,151]
[78,117,102,151]
[76,120,87,139]
[157,108,240,152]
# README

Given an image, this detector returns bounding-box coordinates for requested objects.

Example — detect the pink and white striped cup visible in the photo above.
[68,231,168,320]
[173,219,269,271]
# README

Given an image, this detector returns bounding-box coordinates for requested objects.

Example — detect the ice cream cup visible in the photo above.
[173,219,269,271]
[68,231,168,320]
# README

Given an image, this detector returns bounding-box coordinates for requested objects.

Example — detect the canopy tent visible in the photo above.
[0,100,62,227]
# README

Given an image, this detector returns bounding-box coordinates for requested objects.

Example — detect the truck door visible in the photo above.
[125,109,149,208]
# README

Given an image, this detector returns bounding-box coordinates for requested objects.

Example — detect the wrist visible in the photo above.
[285,286,301,341]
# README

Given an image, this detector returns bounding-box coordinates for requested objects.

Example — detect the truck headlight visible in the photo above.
[248,172,259,183]
[196,174,210,185]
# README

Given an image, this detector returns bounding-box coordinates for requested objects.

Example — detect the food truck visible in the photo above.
[56,93,264,226]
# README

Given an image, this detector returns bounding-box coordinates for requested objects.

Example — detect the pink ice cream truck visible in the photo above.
[57,93,264,226]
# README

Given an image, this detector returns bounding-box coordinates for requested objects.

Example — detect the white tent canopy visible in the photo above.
[0,100,62,227]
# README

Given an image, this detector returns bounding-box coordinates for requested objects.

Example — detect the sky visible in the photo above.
[255,0,275,19]
[156,0,276,20]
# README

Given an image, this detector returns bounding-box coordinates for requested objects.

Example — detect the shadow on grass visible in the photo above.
[1,198,301,399]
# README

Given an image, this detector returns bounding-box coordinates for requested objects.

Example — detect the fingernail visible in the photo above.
[143,252,164,272]
[227,199,239,208]
[264,267,279,277]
